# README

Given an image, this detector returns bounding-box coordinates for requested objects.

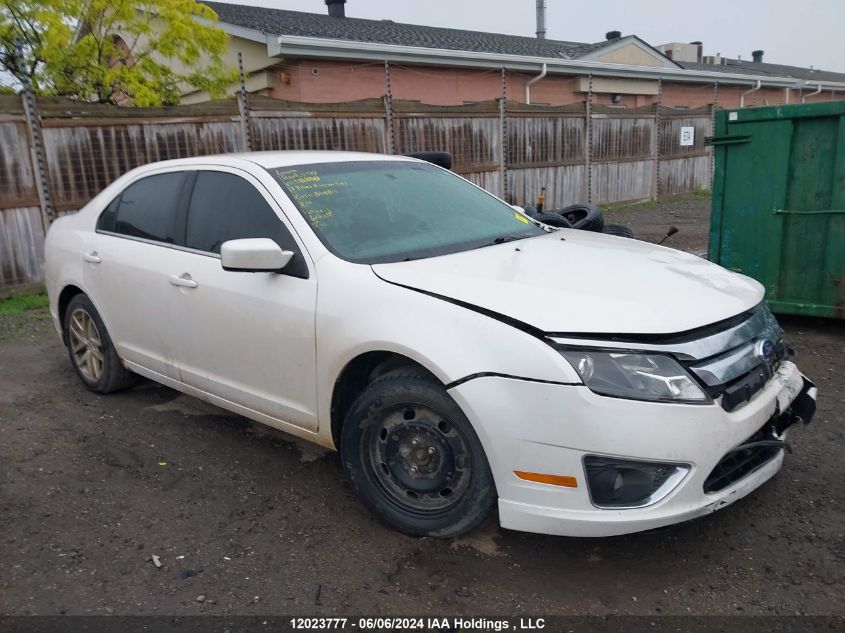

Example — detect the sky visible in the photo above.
[235,0,845,73]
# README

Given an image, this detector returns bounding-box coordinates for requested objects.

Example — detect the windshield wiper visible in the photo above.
[492,236,520,244]
[488,233,538,245]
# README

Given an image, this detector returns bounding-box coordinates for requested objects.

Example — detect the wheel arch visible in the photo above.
[330,351,441,450]
[57,284,85,343]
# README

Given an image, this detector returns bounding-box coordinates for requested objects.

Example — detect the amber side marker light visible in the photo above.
[514,471,578,487]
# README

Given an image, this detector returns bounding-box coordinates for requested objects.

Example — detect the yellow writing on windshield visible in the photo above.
[306,208,334,228]
[275,168,349,227]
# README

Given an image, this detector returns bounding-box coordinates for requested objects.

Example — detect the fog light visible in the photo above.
[584,456,689,508]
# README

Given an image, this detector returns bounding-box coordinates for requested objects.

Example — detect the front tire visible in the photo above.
[64,294,136,394]
[341,374,496,537]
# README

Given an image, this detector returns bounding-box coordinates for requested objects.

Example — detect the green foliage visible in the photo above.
[0,292,48,316]
[0,1,236,105]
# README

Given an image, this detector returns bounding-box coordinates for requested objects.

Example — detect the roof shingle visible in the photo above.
[678,59,845,83]
[204,1,845,83]
[204,1,606,60]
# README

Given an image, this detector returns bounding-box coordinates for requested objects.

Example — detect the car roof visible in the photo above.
[141,151,412,170]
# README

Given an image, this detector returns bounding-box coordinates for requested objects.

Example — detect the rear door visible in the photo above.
[162,168,319,431]
[82,170,190,379]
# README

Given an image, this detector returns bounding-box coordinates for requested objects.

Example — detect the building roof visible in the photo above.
[203,1,610,60]
[203,2,845,87]
[677,59,845,84]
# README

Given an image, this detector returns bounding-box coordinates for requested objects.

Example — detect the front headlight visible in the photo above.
[561,350,711,403]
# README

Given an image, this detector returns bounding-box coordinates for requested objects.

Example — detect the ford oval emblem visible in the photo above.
[754,339,776,361]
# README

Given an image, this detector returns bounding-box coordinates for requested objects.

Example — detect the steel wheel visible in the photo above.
[365,403,474,515]
[68,308,105,382]
[342,373,497,536]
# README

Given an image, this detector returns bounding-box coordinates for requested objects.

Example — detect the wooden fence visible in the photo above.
[0,94,712,291]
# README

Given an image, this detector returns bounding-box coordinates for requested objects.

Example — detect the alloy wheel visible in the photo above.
[68,308,104,382]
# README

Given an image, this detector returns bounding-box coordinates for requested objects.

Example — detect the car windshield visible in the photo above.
[268,160,544,264]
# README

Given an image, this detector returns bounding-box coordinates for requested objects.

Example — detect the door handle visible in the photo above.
[169,273,198,289]
[82,251,102,264]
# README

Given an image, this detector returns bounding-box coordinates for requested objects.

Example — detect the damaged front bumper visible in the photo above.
[703,377,816,493]
[448,361,816,537]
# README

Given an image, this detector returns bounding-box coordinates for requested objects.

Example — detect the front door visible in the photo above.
[163,168,319,431]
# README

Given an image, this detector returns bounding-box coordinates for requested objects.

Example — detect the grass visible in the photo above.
[602,197,657,213]
[0,292,49,317]
[0,292,52,343]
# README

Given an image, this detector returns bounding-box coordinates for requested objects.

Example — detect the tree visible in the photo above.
[0,0,237,105]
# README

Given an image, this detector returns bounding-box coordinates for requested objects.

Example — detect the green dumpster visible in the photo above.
[708,100,845,318]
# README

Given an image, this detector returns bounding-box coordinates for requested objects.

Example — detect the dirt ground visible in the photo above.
[603,192,712,254]
[1,195,843,618]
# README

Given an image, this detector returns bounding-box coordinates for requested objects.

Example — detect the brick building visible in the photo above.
[181,0,845,109]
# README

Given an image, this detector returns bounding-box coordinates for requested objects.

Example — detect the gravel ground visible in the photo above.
[1,196,843,618]
[603,192,712,254]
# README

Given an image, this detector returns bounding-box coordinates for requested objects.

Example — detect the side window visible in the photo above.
[185,171,308,278]
[97,172,184,243]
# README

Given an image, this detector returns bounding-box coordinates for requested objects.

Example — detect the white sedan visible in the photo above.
[44,151,816,537]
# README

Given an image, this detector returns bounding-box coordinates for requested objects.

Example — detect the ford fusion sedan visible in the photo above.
[44,152,816,537]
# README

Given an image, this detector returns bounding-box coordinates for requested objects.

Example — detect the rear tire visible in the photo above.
[341,375,496,537]
[64,294,136,394]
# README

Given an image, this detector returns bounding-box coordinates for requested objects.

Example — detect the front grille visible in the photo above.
[686,309,789,412]
[703,426,782,493]
[715,356,779,412]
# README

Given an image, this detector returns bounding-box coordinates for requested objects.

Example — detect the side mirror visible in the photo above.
[221,238,293,273]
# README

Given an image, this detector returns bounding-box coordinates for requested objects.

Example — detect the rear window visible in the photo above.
[98,172,184,243]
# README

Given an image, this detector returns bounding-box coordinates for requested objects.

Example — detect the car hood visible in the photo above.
[371,231,764,335]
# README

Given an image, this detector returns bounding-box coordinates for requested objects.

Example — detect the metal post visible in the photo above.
[654,78,662,202]
[535,0,547,39]
[710,81,719,189]
[383,61,396,154]
[236,51,253,152]
[499,67,509,202]
[585,74,593,203]
[21,86,53,227]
